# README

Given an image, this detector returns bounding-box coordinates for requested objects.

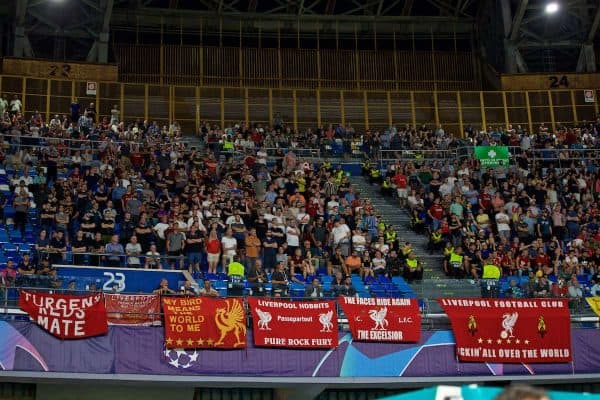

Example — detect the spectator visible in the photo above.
[337,275,357,297]
[533,274,551,298]
[185,222,204,276]
[1,260,17,287]
[125,235,142,268]
[166,223,185,270]
[145,243,162,269]
[179,281,197,296]
[505,279,524,298]
[153,278,176,295]
[568,276,584,309]
[13,187,29,234]
[304,277,323,298]
[71,230,88,265]
[105,234,125,268]
[198,280,219,297]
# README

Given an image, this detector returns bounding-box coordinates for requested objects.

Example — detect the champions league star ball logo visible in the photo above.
[164,349,199,369]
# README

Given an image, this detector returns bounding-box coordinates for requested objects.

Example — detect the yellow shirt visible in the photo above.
[228,261,245,277]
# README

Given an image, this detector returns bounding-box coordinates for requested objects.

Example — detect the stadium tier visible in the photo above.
[3,0,600,399]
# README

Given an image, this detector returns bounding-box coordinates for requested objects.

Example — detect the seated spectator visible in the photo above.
[271,261,289,297]
[403,251,423,283]
[179,281,197,296]
[343,250,362,276]
[327,247,345,276]
[567,276,584,309]
[304,277,323,299]
[533,274,551,298]
[153,278,176,295]
[505,279,524,298]
[551,277,568,298]
[247,259,267,296]
[198,280,219,297]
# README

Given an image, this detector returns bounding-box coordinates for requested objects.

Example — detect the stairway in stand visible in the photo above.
[349,176,481,312]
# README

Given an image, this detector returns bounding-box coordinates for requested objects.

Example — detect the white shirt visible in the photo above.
[153,222,170,239]
[10,99,22,112]
[332,224,351,244]
[221,236,237,255]
[226,215,244,226]
[495,212,511,232]
[286,226,300,247]
[352,234,366,251]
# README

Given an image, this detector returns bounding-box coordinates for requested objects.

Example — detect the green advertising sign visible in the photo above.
[474,146,509,167]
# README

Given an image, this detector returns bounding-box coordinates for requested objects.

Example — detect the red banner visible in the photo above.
[162,296,246,349]
[338,296,421,342]
[439,298,572,363]
[19,289,108,339]
[105,294,161,326]
[248,298,338,348]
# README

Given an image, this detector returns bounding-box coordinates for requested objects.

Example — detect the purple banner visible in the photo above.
[3,321,600,377]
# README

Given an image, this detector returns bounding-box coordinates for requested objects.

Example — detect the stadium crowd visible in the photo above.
[1,94,600,304]
[0,98,429,298]
[368,119,600,306]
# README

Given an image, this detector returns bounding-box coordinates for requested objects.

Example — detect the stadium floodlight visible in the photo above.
[545,2,559,14]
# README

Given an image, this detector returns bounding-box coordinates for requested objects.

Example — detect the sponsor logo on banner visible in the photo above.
[19,289,108,339]
[248,298,338,348]
[105,294,161,326]
[339,296,421,342]
[439,298,572,363]
[162,296,246,349]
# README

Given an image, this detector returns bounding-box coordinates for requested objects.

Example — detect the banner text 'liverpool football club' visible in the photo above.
[439,298,571,363]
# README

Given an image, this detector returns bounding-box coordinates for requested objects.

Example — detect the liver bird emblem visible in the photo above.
[319,310,334,332]
[537,315,547,338]
[255,308,272,330]
[368,307,389,330]
[467,315,477,336]
[214,299,246,347]
[501,312,518,339]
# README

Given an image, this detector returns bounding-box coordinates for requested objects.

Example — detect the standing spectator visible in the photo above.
[125,235,142,268]
[245,228,261,268]
[186,222,205,275]
[145,243,162,269]
[13,187,29,235]
[49,230,66,265]
[220,228,237,270]
[205,229,221,274]
[71,230,88,265]
[105,234,125,268]
[0,94,7,116]
[9,95,22,116]
[166,223,186,270]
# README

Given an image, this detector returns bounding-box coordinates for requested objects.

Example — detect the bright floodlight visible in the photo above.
[545,2,559,14]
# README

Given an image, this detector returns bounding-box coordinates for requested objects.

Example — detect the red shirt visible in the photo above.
[479,193,491,210]
[429,204,444,220]
[392,174,407,189]
[206,239,221,254]
[535,254,550,267]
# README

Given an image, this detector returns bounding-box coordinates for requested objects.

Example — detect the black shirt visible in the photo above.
[186,229,204,253]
